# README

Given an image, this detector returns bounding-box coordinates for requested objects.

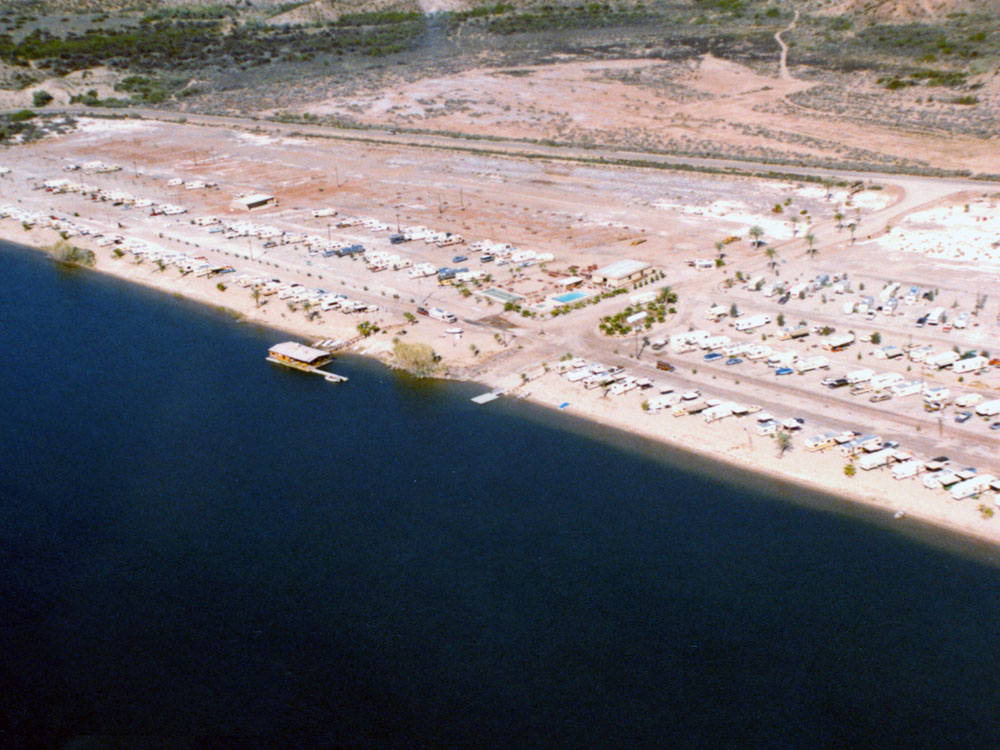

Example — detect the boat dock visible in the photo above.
[267,341,348,384]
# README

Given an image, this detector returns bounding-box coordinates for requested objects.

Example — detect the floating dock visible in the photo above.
[267,342,347,383]
[471,389,505,405]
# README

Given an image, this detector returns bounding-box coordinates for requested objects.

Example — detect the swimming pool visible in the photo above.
[553,291,588,304]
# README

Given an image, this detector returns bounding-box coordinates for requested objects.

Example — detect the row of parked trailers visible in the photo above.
[804,430,1000,498]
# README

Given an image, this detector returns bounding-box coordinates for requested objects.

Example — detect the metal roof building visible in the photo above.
[592,259,653,288]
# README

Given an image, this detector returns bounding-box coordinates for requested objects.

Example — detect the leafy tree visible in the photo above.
[775,430,792,457]
[805,233,817,258]
[32,90,53,107]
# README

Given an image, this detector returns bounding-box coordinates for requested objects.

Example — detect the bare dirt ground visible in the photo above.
[288,52,1000,175]
[4,114,1000,545]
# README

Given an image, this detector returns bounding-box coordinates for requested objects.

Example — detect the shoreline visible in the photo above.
[4,226,1000,558]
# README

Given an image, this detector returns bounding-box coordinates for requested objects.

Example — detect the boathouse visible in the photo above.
[267,342,331,370]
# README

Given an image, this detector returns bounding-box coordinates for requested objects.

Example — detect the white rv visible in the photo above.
[845,368,874,385]
[892,460,922,480]
[858,448,896,471]
[429,308,457,323]
[869,372,904,391]
[951,474,996,501]
[735,314,771,332]
[974,399,1000,417]
[953,356,987,375]
[925,351,960,369]
[890,380,923,398]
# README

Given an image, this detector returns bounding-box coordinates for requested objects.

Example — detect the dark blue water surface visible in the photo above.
[3,241,1000,748]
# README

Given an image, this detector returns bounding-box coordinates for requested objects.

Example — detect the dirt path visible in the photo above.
[775,9,799,82]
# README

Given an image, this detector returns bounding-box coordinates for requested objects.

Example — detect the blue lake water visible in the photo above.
[2,240,1000,747]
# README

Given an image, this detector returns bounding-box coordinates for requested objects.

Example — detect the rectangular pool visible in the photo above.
[553,291,588,304]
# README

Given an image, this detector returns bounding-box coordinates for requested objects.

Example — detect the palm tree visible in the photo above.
[789,215,799,236]
[822,177,834,200]
[776,430,792,457]
[252,287,261,308]
[765,247,777,272]
[805,232,817,258]
[715,240,725,260]
[749,225,764,248]
[847,222,857,243]
[834,211,844,229]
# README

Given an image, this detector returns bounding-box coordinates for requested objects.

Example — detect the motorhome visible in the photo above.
[953,356,987,375]
[746,345,772,361]
[735,314,771,332]
[429,308,457,323]
[926,307,946,325]
[890,380,923,398]
[869,372,904,391]
[955,393,983,408]
[951,474,996,501]
[859,448,896,471]
[892,460,922,480]
[766,351,798,368]
[925,351,960,369]
[794,356,829,373]
[701,335,731,351]
[922,386,950,404]
[975,399,1000,417]
[846,368,874,385]
[879,282,900,303]
[703,403,735,423]
[805,433,837,452]
[746,275,765,292]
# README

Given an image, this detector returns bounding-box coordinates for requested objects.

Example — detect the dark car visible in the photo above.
[778,293,791,305]
[725,357,743,366]
[452,255,468,263]
[955,411,973,423]
[704,352,723,362]
[416,306,429,316]
[775,367,794,376]
[827,378,850,389]
[915,315,928,328]
[990,422,1000,431]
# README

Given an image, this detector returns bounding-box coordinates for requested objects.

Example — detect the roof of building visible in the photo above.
[555,275,584,287]
[269,341,329,364]
[594,259,650,279]
[233,193,274,206]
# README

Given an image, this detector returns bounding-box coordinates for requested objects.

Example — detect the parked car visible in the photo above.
[915,315,927,328]
[775,367,794,376]
[725,357,743,366]
[777,293,791,305]
[955,411,973,423]
[990,422,1000,431]
[452,255,468,263]
[704,352,723,362]
[869,392,892,402]
[416,306,429,316]
[827,378,850,389]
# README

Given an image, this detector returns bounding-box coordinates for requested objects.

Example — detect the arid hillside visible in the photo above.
[1,0,998,175]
